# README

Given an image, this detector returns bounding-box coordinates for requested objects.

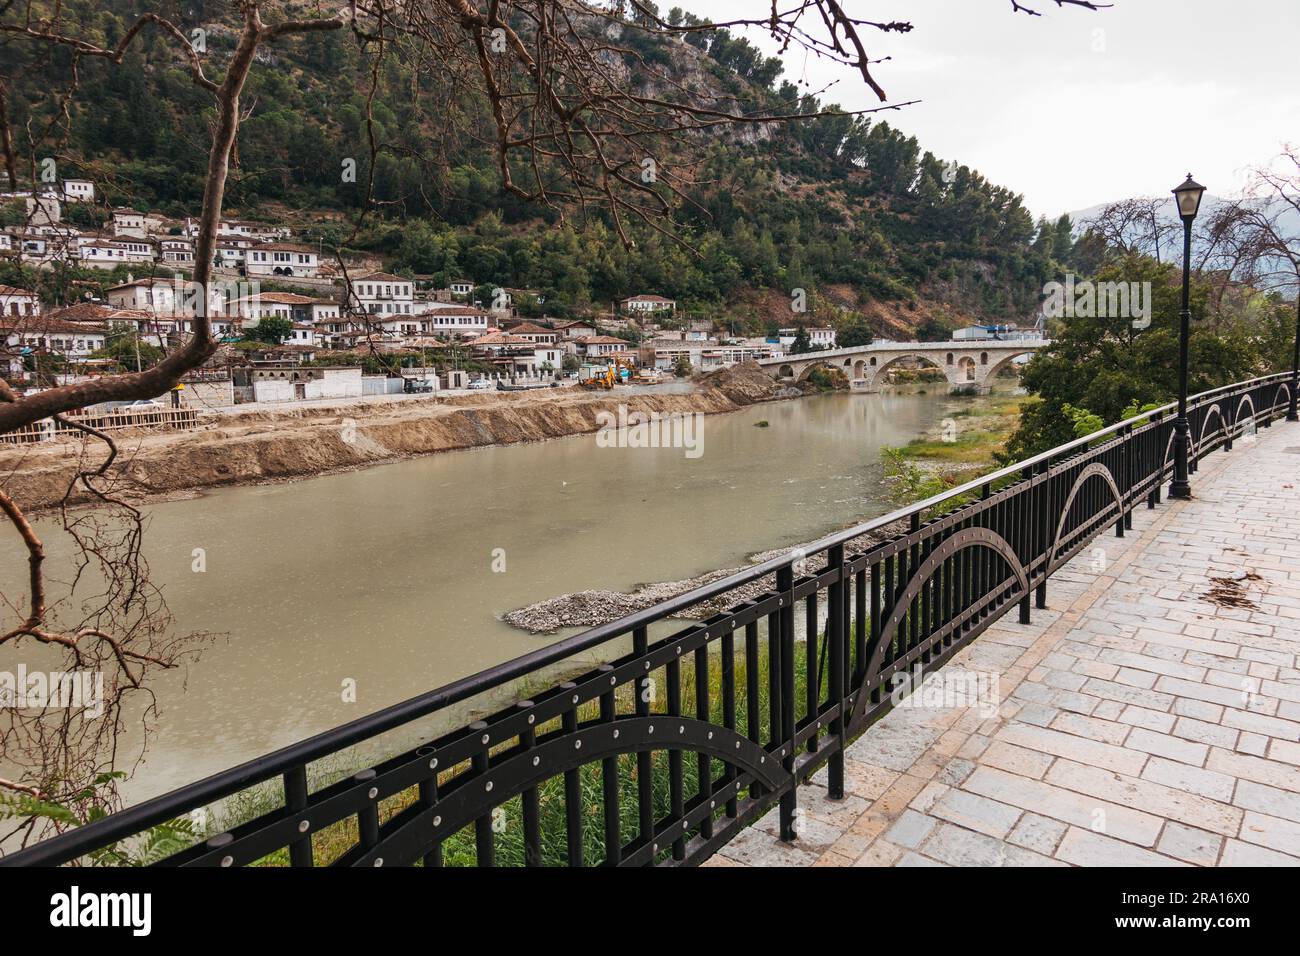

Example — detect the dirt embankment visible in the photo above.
[3,363,794,511]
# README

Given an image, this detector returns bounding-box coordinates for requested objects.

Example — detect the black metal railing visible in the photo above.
[3,373,1293,867]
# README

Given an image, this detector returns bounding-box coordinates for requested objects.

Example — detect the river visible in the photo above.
[2,386,1003,800]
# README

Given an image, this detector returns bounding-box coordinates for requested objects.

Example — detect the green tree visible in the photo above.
[1003,255,1263,461]
[242,315,294,345]
[838,315,873,348]
[94,331,165,371]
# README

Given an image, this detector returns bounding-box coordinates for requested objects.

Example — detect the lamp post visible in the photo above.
[1289,287,1299,422]
[1169,174,1206,499]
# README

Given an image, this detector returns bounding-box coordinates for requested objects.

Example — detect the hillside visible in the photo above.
[0,1,1082,336]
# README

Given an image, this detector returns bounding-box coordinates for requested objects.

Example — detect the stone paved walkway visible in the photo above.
[708,419,1300,867]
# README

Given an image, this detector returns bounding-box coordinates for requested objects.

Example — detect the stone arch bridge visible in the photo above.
[758,338,1049,393]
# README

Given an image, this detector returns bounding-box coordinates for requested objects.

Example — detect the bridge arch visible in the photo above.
[795,360,838,383]
[982,348,1038,387]
[865,353,948,391]
[776,363,794,379]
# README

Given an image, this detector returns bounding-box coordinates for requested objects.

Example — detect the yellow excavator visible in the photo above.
[578,360,634,390]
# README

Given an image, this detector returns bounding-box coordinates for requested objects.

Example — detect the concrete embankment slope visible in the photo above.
[2,363,794,511]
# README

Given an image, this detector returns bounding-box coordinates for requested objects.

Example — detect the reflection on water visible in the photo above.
[1,388,994,798]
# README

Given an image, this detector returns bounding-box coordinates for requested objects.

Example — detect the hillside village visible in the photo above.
[0,177,872,410]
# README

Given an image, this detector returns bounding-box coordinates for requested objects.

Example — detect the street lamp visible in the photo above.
[1169,173,1205,499]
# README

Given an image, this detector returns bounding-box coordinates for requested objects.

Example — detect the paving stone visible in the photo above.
[1266,738,1300,766]
[1007,813,1068,856]
[979,740,1055,780]
[996,723,1150,776]
[851,839,904,867]
[1014,702,1059,727]
[1173,697,1224,722]
[1098,648,1206,681]
[884,809,936,849]
[1236,732,1269,756]
[921,822,1063,867]
[843,716,946,771]
[1233,780,1300,825]
[909,780,949,813]
[1156,676,1259,710]
[1124,727,1210,766]
[1207,747,1299,790]
[1172,716,1238,749]
[1219,838,1300,866]
[1092,700,1125,721]
[714,821,822,866]
[1218,706,1300,739]
[811,758,897,801]
[1055,827,1188,867]
[1050,711,1130,745]
[1118,705,1177,734]
[937,757,977,786]
[1238,811,1300,856]
[963,766,1163,846]
[1080,676,1175,710]
[1044,759,1242,836]
[1140,756,1237,802]
[931,789,1022,839]
[1157,822,1224,866]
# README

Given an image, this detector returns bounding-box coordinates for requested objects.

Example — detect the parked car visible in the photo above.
[468,378,494,390]
[402,378,433,393]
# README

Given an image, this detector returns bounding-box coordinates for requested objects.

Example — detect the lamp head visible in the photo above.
[1172,174,1206,222]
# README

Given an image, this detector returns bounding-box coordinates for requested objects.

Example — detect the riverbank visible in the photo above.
[0,363,798,511]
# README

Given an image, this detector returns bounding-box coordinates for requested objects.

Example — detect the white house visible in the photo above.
[61,179,95,203]
[112,208,148,238]
[448,278,475,299]
[526,344,564,373]
[245,242,320,278]
[506,321,559,345]
[0,284,41,318]
[105,276,228,318]
[573,335,633,358]
[302,299,340,324]
[414,303,490,338]
[214,236,254,269]
[554,319,597,340]
[621,294,676,313]
[2,317,107,359]
[78,237,155,269]
[347,272,414,316]
[219,219,286,242]
[778,327,837,349]
[159,237,194,265]
[230,293,295,323]
[286,323,317,347]
[15,234,62,265]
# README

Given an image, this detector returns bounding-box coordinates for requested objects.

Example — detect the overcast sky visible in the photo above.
[695,0,1300,218]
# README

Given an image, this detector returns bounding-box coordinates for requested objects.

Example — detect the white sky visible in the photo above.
[693,0,1300,217]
